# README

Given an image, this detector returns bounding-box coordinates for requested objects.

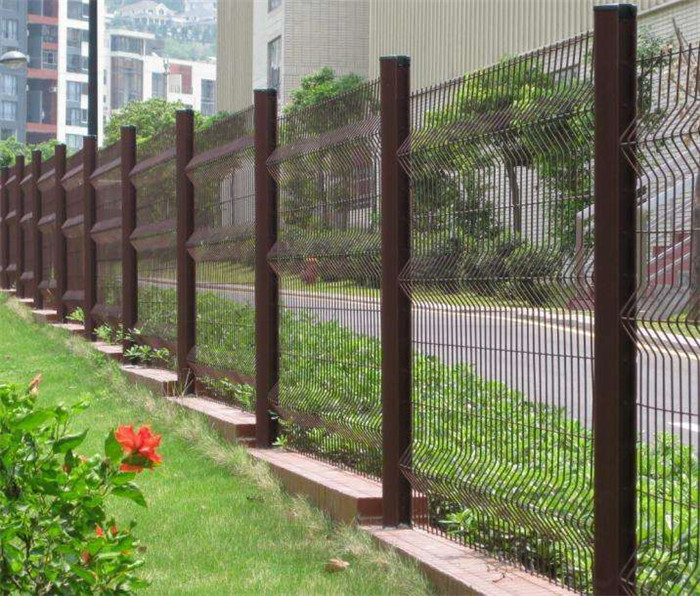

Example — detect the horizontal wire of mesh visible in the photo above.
[38,163,56,307]
[189,107,256,409]
[620,42,699,596]
[132,126,177,344]
[93,143,123,321]
[398,33,596,592]
[64,156,84,304]
[268,80,383,477]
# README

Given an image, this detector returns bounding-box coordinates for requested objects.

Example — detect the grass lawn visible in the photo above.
[0,294,433,596]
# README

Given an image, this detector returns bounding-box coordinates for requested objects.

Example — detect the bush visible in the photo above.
[0,377,162,594]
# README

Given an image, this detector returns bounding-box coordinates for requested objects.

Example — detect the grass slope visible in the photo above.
[0,295,432,596]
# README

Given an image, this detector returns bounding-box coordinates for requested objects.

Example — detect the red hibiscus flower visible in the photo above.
[95,526,104,537]
[115,425,162,473]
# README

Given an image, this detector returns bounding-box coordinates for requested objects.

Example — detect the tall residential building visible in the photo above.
[217,0,699,113]
[26,0,106,150]
[106,28,216,121]
[0,0,27,142]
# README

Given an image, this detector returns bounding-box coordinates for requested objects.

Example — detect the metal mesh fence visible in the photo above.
[620,42,699,596]
[268,81,383,476]
[92,141,123,322]
[6,167,18,288]
[20,172,34,298]
[398,34,596,591]
[63,150,84,311]
[131,125,177,345]
[188,107,256,408]
[37,156,56,308]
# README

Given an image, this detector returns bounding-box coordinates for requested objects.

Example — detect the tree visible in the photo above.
[104,98,186,146]
[284,67,366,119]
[0,137,59,167]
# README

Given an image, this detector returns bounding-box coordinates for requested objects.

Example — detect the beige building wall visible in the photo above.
[217,0,254,114]
[217,0,697,112]
[368,0,697,88]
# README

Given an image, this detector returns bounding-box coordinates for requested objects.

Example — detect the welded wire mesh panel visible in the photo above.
[268,81,382,476]
[620,43,700,596]
[131,125,177,343]
[6,169,18,286]
[93,142,122,321]
[63,151,84,308]
[399,34,596,591]
[38,157,56,307]
[20,175,33,297]
[188,108,256,408]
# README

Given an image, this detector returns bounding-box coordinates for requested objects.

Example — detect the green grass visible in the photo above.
[0,295,433,596]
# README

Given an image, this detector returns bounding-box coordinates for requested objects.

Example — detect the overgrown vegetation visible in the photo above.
[0,377,160,593]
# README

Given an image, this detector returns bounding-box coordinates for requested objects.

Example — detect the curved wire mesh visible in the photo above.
[268,81,383,476]
[398,34,596,592]
[131,125,177,344]
[92,141,123,322]
[620,42,699,596]
[38,157,56,308]
[0,173,8,288]
[188,108,256,409]
[63,150,84,311]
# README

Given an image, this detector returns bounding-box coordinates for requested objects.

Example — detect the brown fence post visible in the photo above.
[593,5,638,595]
[55,145,67,321]
[14,156,25,297]
[380,55,412,527]
[254,89,279,448]
[0,167,9,289]
[83,136,97,339]
[121,126,137,347]
[176,110,196,393]
[31,150,43,308]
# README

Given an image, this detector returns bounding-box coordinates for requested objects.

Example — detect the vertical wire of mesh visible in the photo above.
[620,42,699,596]
[63,150,84,313]
[93,141,123,324]
[188,108,257,409]
[268,81,383,477]
[37,156,56,309]
[398,34,596,592]
[130,125,178,346]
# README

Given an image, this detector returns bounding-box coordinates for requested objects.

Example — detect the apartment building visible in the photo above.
[106,28,216,120]
[0,0,27,142]
[217,0,698,113]
[26,0,106,150]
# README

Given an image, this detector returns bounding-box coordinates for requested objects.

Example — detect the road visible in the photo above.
[152,279,699,445]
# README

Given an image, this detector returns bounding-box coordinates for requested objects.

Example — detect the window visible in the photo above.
[168,73,182,94]
[201,79,216,116]
[152,72,166,99]
[42,50,57,69]
[67,81,85,102]
[267,36,281,90]
[66,134,83,151]
[1,1,18,11]
[111,35,144,55]
[67,28,87,49]
[1,18,18,40]
[1,74,17,97]
[67,1,88,20]
[0,127,15,140]
[1,100,16,120]
[66,107,87,126]
[268,0,281,11]
[68,53,87,73]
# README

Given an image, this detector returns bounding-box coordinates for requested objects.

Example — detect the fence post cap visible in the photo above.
[254,88,277,95]
[594,3,637,17]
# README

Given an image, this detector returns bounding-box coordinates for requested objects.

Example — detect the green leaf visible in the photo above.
[112,483,147,507]
[53,430,88,454]
[105,431,123,464]
[15,409,55,431]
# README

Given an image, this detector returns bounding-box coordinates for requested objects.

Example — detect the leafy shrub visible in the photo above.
[123,329,174,368]
[96,323,125,345]
[67,307,85,324]
[0,377,162,593]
